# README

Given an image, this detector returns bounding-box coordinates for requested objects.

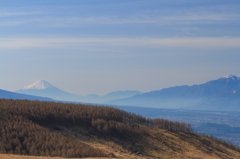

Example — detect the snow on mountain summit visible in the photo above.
[219,75,240,82]
[23,80,55,90]
[222,75,240,79]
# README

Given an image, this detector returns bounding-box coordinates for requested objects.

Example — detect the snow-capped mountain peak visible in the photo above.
[23,80,54,90]
[222,75,240,79]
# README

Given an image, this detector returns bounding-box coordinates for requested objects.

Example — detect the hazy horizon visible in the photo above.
[11,75,240,96]
[1,0,240,96]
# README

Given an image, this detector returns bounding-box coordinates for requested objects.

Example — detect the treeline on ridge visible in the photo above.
[0,99,193,134]
[0,98,239,158]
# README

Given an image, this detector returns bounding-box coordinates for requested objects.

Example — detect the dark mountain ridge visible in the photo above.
[137,75,240,98]
[106,75,240,111]
[0,89,54,101]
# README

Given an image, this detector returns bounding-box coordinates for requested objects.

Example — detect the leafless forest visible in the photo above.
[0,99,239,158]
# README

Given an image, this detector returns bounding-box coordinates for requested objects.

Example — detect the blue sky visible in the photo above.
[1,0,240,95]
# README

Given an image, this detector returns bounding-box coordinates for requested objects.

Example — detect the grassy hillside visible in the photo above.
[0,99,240,159]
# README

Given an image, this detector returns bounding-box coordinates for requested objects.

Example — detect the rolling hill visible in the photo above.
[0,99,240,159]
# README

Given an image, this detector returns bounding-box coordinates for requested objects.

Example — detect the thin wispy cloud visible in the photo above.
[0,12,42,17]
[1,1,240,28]
[1,37,240,49]
[1,4,239,27]
[1,13,239,28]
[162,14,240,22]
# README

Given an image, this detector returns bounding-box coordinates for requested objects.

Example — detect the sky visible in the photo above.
[0,0,240,95]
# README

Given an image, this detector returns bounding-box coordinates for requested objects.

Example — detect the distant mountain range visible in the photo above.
[106,75,240,111]
[15,80,142,103]
[82,90,143,103]
[0,89,54,101]
[1,75,240,111]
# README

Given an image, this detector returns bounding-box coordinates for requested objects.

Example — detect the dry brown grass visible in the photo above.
[44,120,240,159]
[1,122,240,159]
[0,154,111,159]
